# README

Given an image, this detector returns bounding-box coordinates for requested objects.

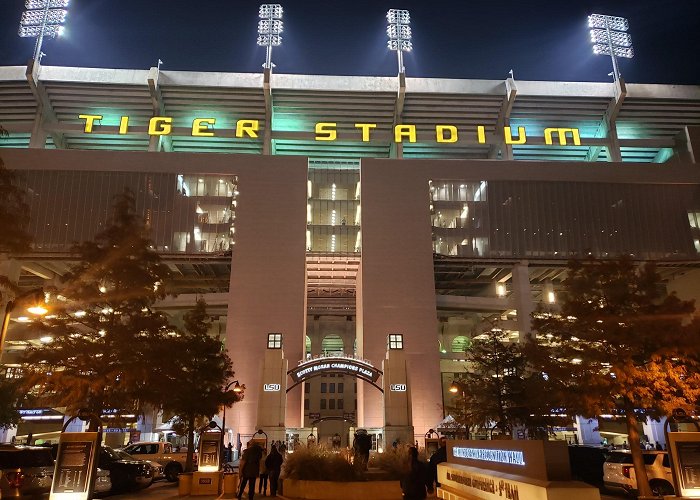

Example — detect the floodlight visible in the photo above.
[18,0,69,61]
[258,4,284,70]
[386,8,412,74]
[587,13,634,81]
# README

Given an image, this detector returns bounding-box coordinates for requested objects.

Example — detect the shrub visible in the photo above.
[369,444,426,480]
[282,446,363,482]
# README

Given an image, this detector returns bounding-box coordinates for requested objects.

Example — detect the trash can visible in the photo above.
[178,472,193,496]
[223,472,239,495]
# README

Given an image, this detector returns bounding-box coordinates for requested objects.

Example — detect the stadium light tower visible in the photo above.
[18,0,70,62]
[588,14,633,82]
[386,9,412,74]
[257,4,283,70]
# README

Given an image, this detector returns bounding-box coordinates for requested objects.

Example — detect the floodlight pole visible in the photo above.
[32,0,51,61]
[603,17,621,83]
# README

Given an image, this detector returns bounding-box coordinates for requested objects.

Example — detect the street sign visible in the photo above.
[197,431,222,472]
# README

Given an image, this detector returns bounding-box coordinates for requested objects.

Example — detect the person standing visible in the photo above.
[265,444,284,497]
[428,437,447,489]
[258,447,269,496]
[238,442,263,500]
[401,446,433,500]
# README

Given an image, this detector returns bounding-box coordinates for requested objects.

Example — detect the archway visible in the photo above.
[321,334,344,355]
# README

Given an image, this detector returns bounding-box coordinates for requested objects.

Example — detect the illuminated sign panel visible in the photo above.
[264,383,281,391]
[77,115,581,146]
[289,357,381,383]
[390,383,407,392]
[453,447,526,466]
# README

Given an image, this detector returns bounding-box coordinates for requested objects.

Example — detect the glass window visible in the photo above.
[305,382,310,392]
[329,399,336,410]
[330,383,336,393]
[388,334,403,350]
[267,333,283,349]
[321,383,327,393]
[338,399,344,409]
[304,399,309,410]
[338,383,344,393]
[320,399,326,410]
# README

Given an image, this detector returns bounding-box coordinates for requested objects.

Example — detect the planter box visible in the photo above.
[282,478,402,500]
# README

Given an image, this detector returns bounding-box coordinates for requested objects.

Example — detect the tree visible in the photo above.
[0,378,21,430]
[526,256,700,497]
[0,156,31,296]
[21,188,174,427]
[155,299,243,473]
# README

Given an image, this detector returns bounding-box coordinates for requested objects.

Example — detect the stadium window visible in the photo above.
[304,399,309,410]
[388,334,403,350]
[305,382,310,392]
[330,383,336,393]
[320,399,326,410]
[321,383,327,393]
[329,399,336,410]
[338,399,344,409]
[267,333,283,349]
[338,383,344,392]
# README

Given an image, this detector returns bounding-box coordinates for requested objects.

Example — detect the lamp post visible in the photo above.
[386,9,412,74]
[1,288,48,363]
[18,0,70,62]
[257,4,283,70]
[588,13,634,82]
[220,380,243,462]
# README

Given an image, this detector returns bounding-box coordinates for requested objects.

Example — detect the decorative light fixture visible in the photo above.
[257,4,283,70]
[588,13,633,81]
[18,0,70,62]
[386,9,412,74]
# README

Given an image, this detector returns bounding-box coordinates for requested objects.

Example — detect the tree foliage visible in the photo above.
[0,378,22,430]
[154,299,243,472]
[525,256,700,496]
[0,156,31,256]
[21,189,173,423]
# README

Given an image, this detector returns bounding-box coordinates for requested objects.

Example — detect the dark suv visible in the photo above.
[0,445,55,497]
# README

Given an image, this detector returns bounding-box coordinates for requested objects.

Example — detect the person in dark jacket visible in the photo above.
[238,442,263,500]
[265,444,284,497]
[429,437,447,488]
[353,430,372,470]
[401,446,433,500]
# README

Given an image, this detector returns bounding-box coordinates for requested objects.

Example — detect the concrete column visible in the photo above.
[511,261,534,340]
[575,416,602,446]
[383,348,413,447]
[256,348,288,445]
[642,416,667,449]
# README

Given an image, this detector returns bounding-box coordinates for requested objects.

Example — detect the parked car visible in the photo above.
[0,444,54,497]
[94,467,112,496]
[122,441,191,482]
[568,445,609,488]
[115,448,165,481]
[603,450,675,496]
[99,445,154,492]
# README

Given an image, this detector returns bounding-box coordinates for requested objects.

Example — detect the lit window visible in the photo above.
[388,334,403,350]
[267,333,283,349]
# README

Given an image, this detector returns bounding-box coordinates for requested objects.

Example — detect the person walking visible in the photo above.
[238,442,263,500]
[258,447,269,496]
[265,444,284,497]
[401,446,433,500]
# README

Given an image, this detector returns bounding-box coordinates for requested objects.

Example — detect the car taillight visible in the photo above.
[5,470,25,488]
[622,465,632,478]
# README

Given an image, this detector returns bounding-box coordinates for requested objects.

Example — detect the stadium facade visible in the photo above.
[1,60,700,450]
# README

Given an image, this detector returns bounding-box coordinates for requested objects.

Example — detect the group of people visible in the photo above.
[400,437,448,500]
[237,441,284,499]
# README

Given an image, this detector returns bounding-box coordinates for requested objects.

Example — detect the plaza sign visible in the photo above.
[289,357,381,384]
[453,447,526,466]
[77,115,582,146]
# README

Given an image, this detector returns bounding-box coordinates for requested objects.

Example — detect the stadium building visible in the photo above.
[1,57,700,450]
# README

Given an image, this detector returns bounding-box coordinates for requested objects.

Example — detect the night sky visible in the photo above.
[1,0,699,84]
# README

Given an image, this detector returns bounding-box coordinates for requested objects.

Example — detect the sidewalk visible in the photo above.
[109,481,294,499]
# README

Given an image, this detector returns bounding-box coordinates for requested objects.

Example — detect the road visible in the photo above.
[110,480,625,499]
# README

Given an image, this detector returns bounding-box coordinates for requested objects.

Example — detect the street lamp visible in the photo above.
[221,380,243,462]
[1,288,48,361]
[257,4,283,70]
[386,9,412,74]
[18,0,70,62]
[588,13,634,82]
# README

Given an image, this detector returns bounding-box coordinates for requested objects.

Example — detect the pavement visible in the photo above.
[108,480,625,500]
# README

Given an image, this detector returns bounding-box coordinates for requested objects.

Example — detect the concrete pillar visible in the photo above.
[575,416,602,446]
[511,261,534,340]
[643,416,667,449]
[383,347,413,447]
[256,348,288,445]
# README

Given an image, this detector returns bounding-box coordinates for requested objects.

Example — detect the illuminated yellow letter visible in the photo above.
[315,122,337,141]
[544,127,581,146]
[436,125,458,143]
[355,123,376,142]
[504,126,527,145]
[236,119,259,138]
[192,118,216,137]
[477,126,487,144]
[148,117,172,136]
[394,124,416,143]
[118,116,129,135]
[79,114,103,133]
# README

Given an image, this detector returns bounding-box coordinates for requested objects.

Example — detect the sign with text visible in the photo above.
[50,432,100,500]
[289,357,381,384]
[197,431,222,472]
